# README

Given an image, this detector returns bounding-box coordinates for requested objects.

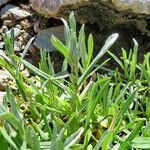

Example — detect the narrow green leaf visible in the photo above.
[114,82,131,104]
[116,90,137,124]
[79,24,87,69]
[139,64,150,86]
[133,137,150,144]
[33,122,49,140]
[51,35,73,65]
[21,37,35,59]
[69,11,76,33]
[93,131,108,150]
[131,143,150,149]
[108,50,124,71]
[102,131,113,150]
[26,126,41,150]
[42,108,52,139]
[78,33,118,86]
[122,48,129,77]
[83,129,92,148]
[5,86,22,121]
[51,35,69,58]
[64,127,84,149]
[85,78,110,128]
[50,121,64,150]
[129,38,138,79]
[21,59,50,79]
[86,33,94,68]
[61,18,70,47]
[0,112,21,130]
[0,131,8,150]
[0,127,18,150]
[119,120,144,150]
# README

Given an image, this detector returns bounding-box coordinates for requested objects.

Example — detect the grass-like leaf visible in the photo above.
[119,120,144,150]
[78,33,118,86]
[0,127,18,150]
[64,127,84,149]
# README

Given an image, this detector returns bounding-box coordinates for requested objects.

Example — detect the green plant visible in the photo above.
[0,11,149,150]
[107,39,139,81]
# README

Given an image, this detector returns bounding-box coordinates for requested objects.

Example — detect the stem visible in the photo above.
[42,108,52,139]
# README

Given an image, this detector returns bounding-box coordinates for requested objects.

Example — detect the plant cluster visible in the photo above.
[0,12,149,150]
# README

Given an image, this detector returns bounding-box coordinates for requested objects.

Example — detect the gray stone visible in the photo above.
[29,0,91,18]
[0,69,14,92]
[14,41,21,51]
[0,41,21,51]
[6,28,21,38]
[0,4,16,19]
[15,24,23,30]
[29,0,150,35]
[30,0,150,16]
[1,4,31,20]
[112,0,150,14]
[0,69,12,83]
[33,26,64,52]
[9,7,31,20]
[1,26,8,33]
[3,19,15,26]
[0,0,12,7]
[0,42,5,49]
[0,91,6,104]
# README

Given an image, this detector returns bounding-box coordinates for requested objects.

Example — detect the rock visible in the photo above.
[0,42,4,49]
[14,41,21,51]
[1,25,8,33]
[3,19,15,26]
[9,7,31,20]
[0,69,13,91]
[112,0,150,15]
[20,19,31,29]
[33,20,40,32]
[21,29,26,34]
[0,4,16,19]
[29,0,90,18]
[0,91,6,104]
[29,0,150,35]
[0,35,3,41]
[0,0,12,7]
[33,26,64,51]
[15,24,23,30]
[30,0,150,16]
[1,27,22,50]
[18,36,24,42]
[1,4,31,20]
[21,68,30,77]
[0,40,22,54]
[22,32,29,40]
[6,28,21,38]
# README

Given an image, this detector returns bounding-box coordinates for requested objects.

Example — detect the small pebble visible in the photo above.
[22,68,30,77]
[18,36,24,42]
[0,42,5,49]
[0,35,3,41]
[1,26,8,33]
[6,28,21,38]
[3,20,15,27]
[18,40,23,46]
[14,41,21,51]
[20,19,30,29]
[22,32,29,40]
[21,29,26,33]
[34,20,40,32]
[15,24,22,30]
[21,45,25,49]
